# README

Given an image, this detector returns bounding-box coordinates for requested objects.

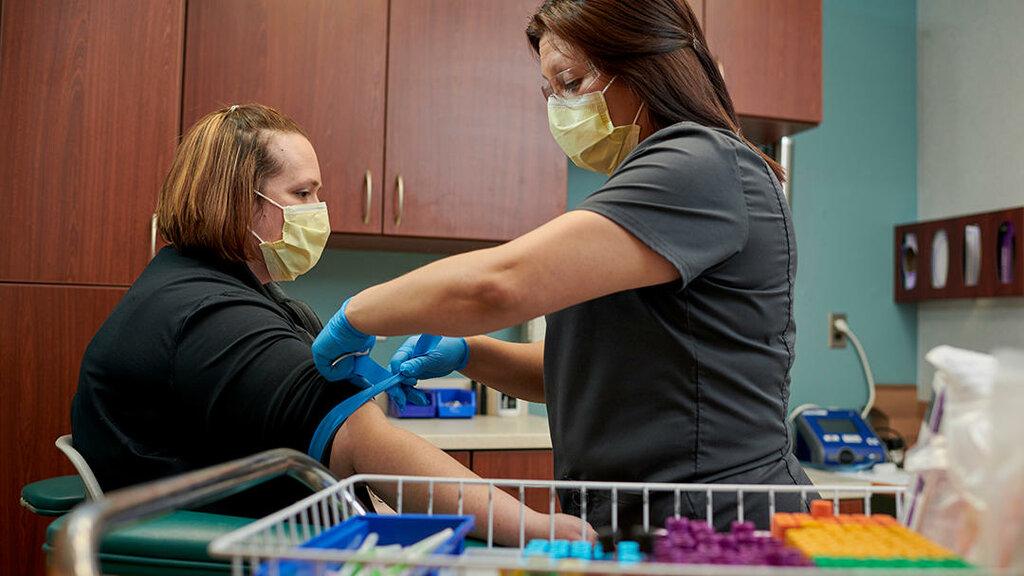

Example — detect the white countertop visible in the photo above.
[387,412,914,489]
[387,414,552,451]
[804,465,911,487]
[804,465,911,501]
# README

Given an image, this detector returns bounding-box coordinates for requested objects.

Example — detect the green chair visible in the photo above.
[23,441,347,576]
[21,435,103,516]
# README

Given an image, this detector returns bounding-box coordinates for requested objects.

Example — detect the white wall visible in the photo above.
[917,0,1024,395]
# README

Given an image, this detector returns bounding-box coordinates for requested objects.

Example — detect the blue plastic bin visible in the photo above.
[257,513,474,576]
[387,389,437,418]
[434,389,476,418]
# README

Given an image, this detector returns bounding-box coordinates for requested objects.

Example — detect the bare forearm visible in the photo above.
[330,404,556,545]
[343,211,679,339]
[462,337,545,403]
[346,247,533,337]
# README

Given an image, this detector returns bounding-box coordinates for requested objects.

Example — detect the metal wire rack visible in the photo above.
[208,473,920,576]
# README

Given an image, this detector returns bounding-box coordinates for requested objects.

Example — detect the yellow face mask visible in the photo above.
[252,191,330,282]
[547,76,644,176]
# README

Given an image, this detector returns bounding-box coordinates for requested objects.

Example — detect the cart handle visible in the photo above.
[49,448,362,576]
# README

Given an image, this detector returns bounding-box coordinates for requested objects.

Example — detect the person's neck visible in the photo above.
[247,259,272,285]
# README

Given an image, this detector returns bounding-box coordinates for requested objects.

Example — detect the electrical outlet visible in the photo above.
[828,313,848,349]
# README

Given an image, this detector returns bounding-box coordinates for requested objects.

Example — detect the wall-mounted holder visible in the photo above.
[895,207,1023,302]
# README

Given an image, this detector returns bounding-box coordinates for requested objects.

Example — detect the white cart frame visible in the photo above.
[209,473,927,576]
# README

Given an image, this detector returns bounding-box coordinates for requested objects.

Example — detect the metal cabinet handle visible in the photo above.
[779,136,793,204]
[150,213,158,259]
[394,174,404,227]
[362,170,373,225]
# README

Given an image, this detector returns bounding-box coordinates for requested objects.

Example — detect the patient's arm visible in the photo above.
[329,402,591,545]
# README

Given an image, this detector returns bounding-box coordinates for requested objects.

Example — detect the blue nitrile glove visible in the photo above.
[388,381,432,410]
[312,298,376,382]
[390,335,470,381]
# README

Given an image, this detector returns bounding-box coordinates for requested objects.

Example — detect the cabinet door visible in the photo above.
[385,0,567,241]
[704,0,821,138]
[0,285,125,576]
[0,0,183,285]
[446,450,472,469]
[183,0,388,235]
[472,450,558,513]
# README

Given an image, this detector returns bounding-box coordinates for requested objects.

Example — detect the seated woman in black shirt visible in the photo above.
[71,104,582,544]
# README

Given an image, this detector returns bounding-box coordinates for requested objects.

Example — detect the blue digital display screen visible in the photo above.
[817,418,859,435]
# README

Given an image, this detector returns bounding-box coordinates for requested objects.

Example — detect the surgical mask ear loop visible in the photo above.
[600,76,644,126]
[601,75,617,95]
[251,191,282,244]
[255,190,285,210]
[604,75,645,129]
[631,101,645,126]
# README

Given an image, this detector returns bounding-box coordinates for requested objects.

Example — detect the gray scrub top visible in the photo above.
[544,121,811,529]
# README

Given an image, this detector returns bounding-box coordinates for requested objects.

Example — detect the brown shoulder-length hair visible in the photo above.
[527,0,785,183]
[157,104,308,262]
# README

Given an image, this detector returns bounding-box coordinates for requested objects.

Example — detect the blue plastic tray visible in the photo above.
[435,389,476,418]
[256,513,474,576]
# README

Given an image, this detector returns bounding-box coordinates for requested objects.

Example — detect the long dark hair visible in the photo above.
[527,0,786,183]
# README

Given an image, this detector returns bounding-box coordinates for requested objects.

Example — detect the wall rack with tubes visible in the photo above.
[895,207,1022,302]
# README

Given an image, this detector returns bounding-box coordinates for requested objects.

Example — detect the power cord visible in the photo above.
[786,317,878,422]
[832,317,876,418]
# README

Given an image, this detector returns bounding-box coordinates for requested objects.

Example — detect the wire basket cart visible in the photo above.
[208,473,927,576]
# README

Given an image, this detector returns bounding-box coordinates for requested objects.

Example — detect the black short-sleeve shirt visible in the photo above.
[71,247,362,511]
[545,122,811,528]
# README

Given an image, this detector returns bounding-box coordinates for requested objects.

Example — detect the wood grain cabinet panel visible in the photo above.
[384,0,567,241]
[445,450,472,469]
[0,284,125,576]
[471,449,558,513]
[704,0,822,141]
[183,0,388,235]
[0,0,183,285]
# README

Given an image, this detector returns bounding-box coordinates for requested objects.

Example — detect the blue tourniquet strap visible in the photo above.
[308,335,441,461]
[308,357,394,461]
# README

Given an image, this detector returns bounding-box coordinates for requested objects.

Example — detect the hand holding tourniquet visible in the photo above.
[312,298,375,381]
[390,335,469,380]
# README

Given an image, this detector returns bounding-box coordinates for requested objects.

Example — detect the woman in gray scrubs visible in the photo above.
[313,0,813,529]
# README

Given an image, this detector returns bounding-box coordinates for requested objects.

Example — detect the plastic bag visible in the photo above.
[904,345,995,560]
[975,349,1024,569]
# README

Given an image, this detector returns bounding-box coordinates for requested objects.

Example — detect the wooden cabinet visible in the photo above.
[0,284,126,576]
[0,0,184,285]
[183,0,388,236]
[184,0,565,244]
[472,450,557,513]
[441,449,558,512]
[0,3,180,571]
[704,0,822,142]
[446,450,472,469]
[384,0,566,241]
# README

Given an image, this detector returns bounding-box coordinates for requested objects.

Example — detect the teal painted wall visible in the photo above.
[563,0,919,413]
[787,0,917,409]
[293,0,918,414]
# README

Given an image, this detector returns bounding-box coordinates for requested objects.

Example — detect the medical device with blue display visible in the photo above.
[793,408,886,470]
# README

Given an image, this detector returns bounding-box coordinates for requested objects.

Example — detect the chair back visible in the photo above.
[55,435,103,500]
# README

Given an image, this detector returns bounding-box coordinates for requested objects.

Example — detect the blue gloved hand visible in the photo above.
[388,382,433,410]
[312,298,376,382]
[349,355,431,409]
[390,335,470,381]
